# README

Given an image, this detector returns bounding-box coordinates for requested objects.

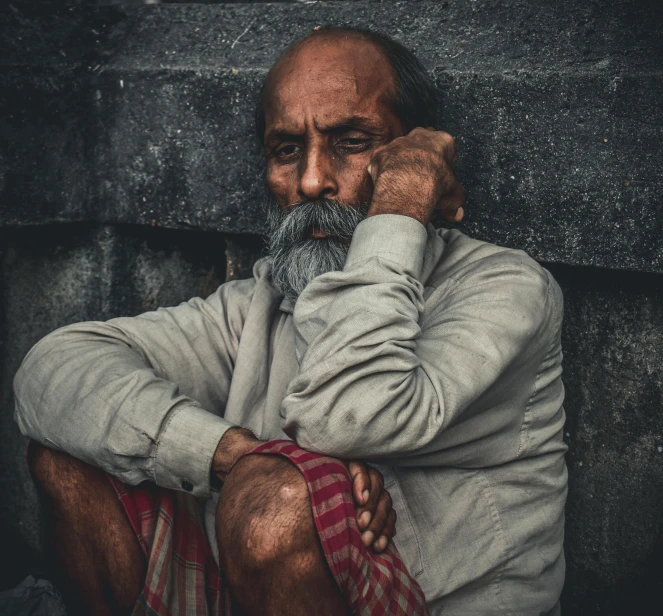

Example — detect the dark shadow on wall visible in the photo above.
[543,262,663,614]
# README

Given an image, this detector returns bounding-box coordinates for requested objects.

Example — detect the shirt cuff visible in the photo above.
[345,214,429,279]
[155,404,235,498]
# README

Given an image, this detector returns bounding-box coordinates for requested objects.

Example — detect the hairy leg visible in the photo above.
[216,454,349,616]
[28,442,146,616]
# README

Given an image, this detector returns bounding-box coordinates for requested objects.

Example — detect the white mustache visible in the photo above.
[265,198,370,302]
[267,199,370,243]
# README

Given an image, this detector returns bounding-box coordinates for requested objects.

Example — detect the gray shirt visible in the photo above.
[14,214,567,614]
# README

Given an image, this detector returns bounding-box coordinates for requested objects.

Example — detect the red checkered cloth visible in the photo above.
[108,439,429,616]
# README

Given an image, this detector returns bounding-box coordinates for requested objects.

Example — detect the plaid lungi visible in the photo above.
[108,440,429,616]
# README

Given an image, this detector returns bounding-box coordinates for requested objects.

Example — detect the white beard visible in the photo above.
[265,197,370,302]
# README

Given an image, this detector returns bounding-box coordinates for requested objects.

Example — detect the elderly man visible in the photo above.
[14,27,567,616]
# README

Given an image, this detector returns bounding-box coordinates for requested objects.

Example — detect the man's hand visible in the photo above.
[367,127,466,226]
[348,461,397,554]
[213,433,396,553]
[212,427,261,483]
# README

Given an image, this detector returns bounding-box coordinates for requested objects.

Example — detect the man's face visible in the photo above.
[261,35,405,302]
[263,35,404,213]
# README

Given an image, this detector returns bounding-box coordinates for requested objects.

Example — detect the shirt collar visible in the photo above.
[279,296,295,314]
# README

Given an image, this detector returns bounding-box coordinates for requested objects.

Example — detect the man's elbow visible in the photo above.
[12,324,91,435]
[14,325,65,394]
[13,332,55,436]
[283,391,436,460]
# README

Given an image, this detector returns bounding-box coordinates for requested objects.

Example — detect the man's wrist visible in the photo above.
[211,427,260,483]
[155,405,235,497]
[366,203,428,227]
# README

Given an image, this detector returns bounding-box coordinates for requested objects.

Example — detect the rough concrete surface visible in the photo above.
[0,1,662,614]
[548,263,663,613]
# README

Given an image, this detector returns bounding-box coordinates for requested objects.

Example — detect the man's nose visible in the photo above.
[297,146,338,201]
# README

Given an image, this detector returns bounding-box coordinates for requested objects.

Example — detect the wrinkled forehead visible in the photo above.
[263,35,397,133]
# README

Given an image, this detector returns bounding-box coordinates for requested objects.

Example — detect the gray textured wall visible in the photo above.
[1,1,662,613]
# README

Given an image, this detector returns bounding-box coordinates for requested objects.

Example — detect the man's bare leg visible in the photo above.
[28,442,146,616]
[216,454,349,616]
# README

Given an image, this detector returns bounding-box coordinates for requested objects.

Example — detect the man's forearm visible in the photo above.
[280,214,430,459]
[13,297,238,498]
[280,213,555,468]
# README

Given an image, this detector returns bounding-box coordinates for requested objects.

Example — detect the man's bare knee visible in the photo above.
[28,441,103,502]
[216,454,315,577]
[29,442,78,492]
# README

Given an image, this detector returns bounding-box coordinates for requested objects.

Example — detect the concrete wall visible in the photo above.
[1,1,661,612]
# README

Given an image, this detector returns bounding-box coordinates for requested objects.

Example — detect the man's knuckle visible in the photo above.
[436,133,455,155]
[439,131,454,145]
[449,139,458,158]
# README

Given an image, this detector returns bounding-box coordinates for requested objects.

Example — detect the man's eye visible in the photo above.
[337,138,369,151]
[275,144,300,159]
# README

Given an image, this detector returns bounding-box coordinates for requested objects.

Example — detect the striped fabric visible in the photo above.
[108,439,429,615]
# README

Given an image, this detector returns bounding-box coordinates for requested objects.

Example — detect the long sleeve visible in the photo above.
[14,278,255,497]
[282,214,561,466]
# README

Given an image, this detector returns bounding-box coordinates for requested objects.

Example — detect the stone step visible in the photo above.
[2,63,661,272]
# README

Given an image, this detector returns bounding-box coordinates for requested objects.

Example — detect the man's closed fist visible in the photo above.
[367,127,466,226]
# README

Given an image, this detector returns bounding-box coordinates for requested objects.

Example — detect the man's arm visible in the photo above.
[282,216,559,464]
[14,279,254,498]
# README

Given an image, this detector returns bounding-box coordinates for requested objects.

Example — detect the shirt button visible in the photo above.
[181,480,193,492]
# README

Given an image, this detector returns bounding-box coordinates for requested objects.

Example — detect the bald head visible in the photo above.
[263,29,397,124]
[255,27,440,143]
[263,32,401,157]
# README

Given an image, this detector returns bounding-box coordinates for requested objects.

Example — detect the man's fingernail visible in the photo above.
[362,530,374,546]
[367,163,373,176]
[362,490,369,504]
[377,535,388,551]
[359,511,371,528]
